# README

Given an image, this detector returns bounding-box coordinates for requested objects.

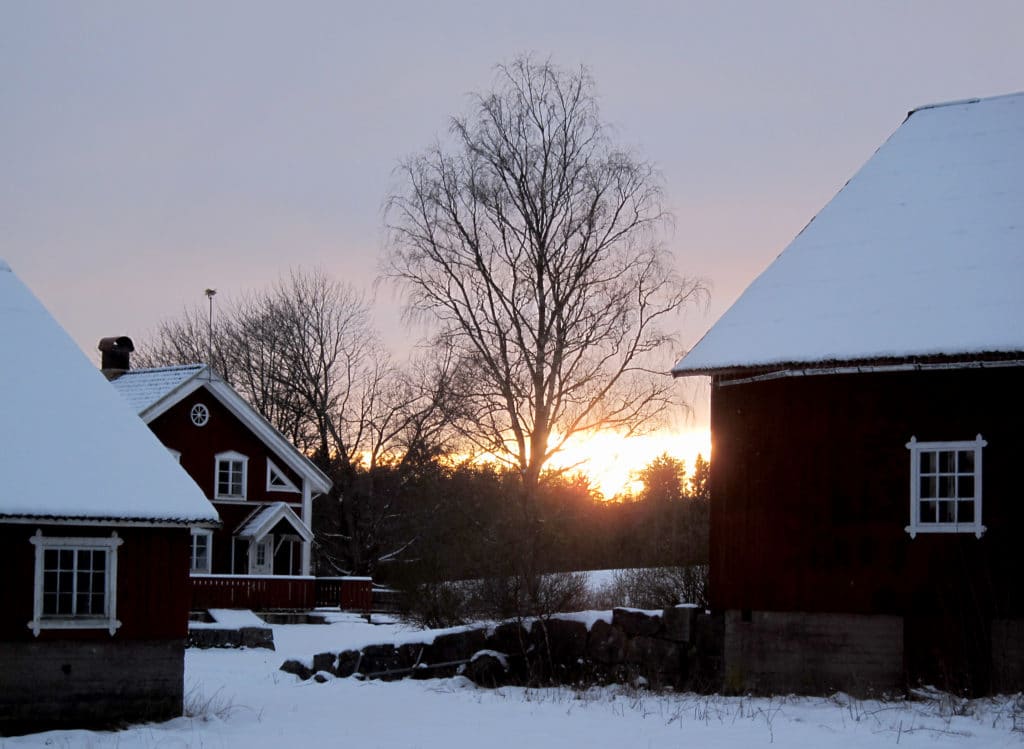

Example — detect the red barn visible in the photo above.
[105,352,333,610]
[0,262,219,734]
[673,93,1024,695]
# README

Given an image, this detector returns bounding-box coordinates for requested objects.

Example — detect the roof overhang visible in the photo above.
[235,502,314,544]
[0,514,221,529]
[676,353,1024,386]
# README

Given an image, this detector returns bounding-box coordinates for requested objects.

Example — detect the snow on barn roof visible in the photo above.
[0,260,218,525]
[673,92,1024,376]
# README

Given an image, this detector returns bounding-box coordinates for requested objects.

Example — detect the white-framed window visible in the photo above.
[27,530,122,637]
[905,434,987,539]
[266,459,300,493]
[190,529,212,574]
[215,451,248,500]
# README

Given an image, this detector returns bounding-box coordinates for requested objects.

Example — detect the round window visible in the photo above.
[190,403,210,427]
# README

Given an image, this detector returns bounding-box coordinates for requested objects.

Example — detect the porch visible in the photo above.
[190,574,375,611]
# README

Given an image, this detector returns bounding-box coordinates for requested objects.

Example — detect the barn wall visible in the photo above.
[0,524,192,733]
[709,365,1024,692]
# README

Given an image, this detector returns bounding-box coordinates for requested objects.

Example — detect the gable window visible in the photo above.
[905,435,986,538]
[190,529,212,574]
[266,459,300,493]
[215,451,248,500]
[28,531,122,636]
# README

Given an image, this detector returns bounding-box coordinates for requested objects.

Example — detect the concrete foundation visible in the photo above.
[723,610,903,696]
[0,639,185,736]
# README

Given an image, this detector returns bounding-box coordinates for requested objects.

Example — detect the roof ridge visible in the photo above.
[909,90,1024,116]
[121,363,205,376]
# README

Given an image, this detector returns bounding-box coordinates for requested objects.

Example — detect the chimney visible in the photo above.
[98,336,134,380]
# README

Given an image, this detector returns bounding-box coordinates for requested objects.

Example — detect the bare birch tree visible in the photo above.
[385,58,705,526]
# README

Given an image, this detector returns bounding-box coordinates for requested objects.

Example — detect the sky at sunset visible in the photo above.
[4,2,1023,494]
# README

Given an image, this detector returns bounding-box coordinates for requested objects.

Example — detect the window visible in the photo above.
[905,435,986,538]
[266,459,300,493]
[190,529,212,574]
[28,531,122,636]
[215,451,248,499]
[190,403,210,427]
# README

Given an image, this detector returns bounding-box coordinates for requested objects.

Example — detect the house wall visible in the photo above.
[150,386,306,574]
[709,365,1024,693]
[0,524,192,733]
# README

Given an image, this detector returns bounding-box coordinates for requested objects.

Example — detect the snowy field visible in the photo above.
[5,612,1024,748]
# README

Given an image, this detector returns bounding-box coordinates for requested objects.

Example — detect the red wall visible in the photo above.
[0,524,192,642]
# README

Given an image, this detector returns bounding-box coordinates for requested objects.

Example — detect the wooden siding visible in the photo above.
[709,365,1024,691]
[0,524,192,642]
[149,385,305,510]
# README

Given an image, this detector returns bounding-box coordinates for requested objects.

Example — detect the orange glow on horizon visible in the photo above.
[549,428,711,499]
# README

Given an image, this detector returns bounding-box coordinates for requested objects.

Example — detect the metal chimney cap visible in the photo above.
[98,336,135,353]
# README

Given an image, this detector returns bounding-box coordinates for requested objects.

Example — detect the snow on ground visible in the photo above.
[5,612,1023,748]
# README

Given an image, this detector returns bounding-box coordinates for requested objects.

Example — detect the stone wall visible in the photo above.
[282,606,723,690]
[0,639,185,736]
[722,610,903,696]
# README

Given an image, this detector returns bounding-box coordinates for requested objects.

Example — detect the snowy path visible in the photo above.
[4,614,1022,748]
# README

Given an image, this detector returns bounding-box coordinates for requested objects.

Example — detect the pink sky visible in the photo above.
[4,1,1023,459]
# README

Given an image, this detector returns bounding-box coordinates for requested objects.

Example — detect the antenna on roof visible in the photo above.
[204,288,216,378]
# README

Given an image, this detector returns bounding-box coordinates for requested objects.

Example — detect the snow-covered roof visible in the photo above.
[0,260,218,526]
[112,363,333,496]
[673,92,1024,376]
[111,364,203,413]
[236,502,313,543]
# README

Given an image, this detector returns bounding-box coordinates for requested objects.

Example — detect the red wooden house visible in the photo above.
[104,349,333,610]
[0,261,219,734]
[673,93,1024,695]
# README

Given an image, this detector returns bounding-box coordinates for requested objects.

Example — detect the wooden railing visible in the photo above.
[190,574,315,611]
[314,576,373,610]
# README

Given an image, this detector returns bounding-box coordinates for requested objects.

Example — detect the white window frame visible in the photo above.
[905,434,987,539]
[190,528,213,574]
[214,451,248,500]
[266,458,300,493]
[27,530,123,637]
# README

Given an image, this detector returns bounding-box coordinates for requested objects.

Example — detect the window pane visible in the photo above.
[958,475,975,499]
[921,500,938,523]
[59,549,73,569]
[920,476,937,498]
[43,592,58,615]
[920,451,937,473]
[938,500,956,523]
[958,500,975,523]
[939,476,956,499]
[44,549,59,572]
[939,451,956,472]
[958,450,975,472]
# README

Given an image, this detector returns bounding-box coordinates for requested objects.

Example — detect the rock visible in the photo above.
[312,652,336,674]
[586,618,626,664]
[334,649,361,678]
[612,608,663,638]
[358,644,403,676]
[486,621,530,656]
[423,629,488,665]
[625,636,684,686]
[239,627,275,650]
[313,671,333,683]
[463,651,509,688]
[280,659,313,681]
[662,606,699,643]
